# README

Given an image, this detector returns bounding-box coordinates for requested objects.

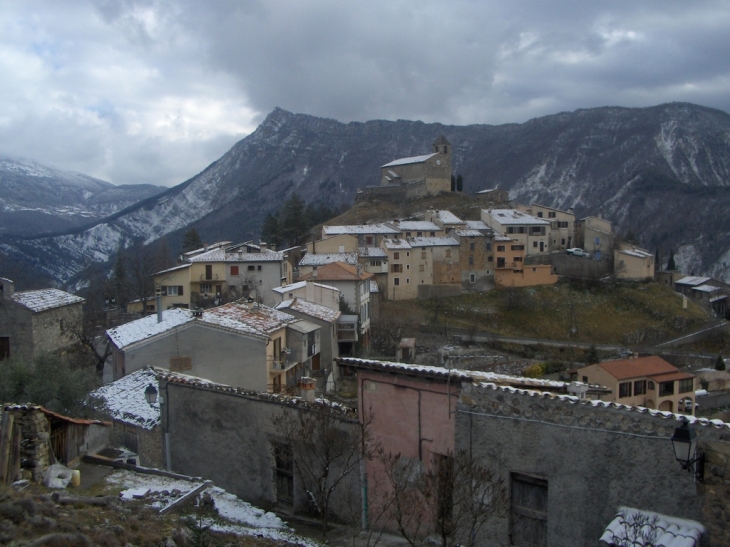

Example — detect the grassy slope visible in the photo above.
[382,281,710,346]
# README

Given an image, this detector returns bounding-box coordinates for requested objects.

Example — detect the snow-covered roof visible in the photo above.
[409,237,459,247]
[359,247,387,258]
[676,276,711,286]
[12,289,84,313]
[154,263,191,275]
[454,229,484,237]
[710,295,727,302]
[397,221,441,231]
[201,303,298,336]
[188,247,284,263]
[106,309,194,349]
[618,249,653,259]
[381,153,437,168]
[432,210,462,224]
[323,224,399,235]
[183,242,230,258]
[600,507,705,547]
[383,239,412,250]
[90,368,160,430]
[275,298,341,323]
[494,234,512,242]
[692,284,721,293]
[299,252,358,267]
[299,262,373,282]
[272,281,307,293]
[465,220,489,230]
[485,209,550,225]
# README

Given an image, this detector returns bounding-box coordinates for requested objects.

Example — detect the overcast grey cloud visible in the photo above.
[1,0,729,187]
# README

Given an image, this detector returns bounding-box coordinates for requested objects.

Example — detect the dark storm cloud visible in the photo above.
[1,0,729,186]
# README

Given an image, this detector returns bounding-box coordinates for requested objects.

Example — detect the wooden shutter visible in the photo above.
[169,357,192,371]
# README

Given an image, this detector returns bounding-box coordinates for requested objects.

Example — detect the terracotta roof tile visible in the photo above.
[598,356,682,380]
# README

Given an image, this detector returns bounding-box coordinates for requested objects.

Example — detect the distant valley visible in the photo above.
[1,102,730,288]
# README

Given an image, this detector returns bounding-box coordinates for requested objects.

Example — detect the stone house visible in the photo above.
[157,370,361,519]
[424,209,466,233]
[451,227,493,290]
[614,243,655,280]
[0,278,84,361]
[297,262,373,346]
[575,215,614,257]
[272,280,341,310]
[106,302,320,393]
[518,203,575,252]
[379,136,453,197]
[482,208,551,257]
[337,357,728,546]
[297,251,358,278]
[493,235,558,288]
[320,224,399,248]
[153,241,291,310]
[305,233,359,255]
[275,298,341,390]
[574,355,696,413]
[89,367,163,468]
[395,220,443,238]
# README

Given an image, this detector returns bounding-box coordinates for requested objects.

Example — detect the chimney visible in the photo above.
[260,241,268,252]
[312,267,318,278]
[299,377,316,402]
[155,287,163,323]
[356,263,363,277]
[0,278,14,300]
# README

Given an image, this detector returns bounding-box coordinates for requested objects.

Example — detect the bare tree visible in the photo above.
[375,449,507,547]
[124,238,163,314]
[273,399,373,541]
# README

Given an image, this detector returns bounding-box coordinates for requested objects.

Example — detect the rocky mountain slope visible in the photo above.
[2,102,730,287]
[0,156,166,236]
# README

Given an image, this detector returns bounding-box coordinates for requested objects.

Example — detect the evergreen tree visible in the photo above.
[667,249,676,271]
[182,228,203,253]
[451,174,456,192]
[716,354,725,371]
[112,244,127,308]
[279,193,307,246]
[456,173,464,192]
[261,212,281,248]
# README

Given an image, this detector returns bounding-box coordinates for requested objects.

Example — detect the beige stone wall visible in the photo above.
[155,267,192,309]
[307,234,359,254]
[30,303,83,358]
[495,264,558,287]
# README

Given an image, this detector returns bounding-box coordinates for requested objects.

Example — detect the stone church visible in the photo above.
[378,135,452,197]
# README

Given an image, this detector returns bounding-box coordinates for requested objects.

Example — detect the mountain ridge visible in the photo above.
[2,102,730,287]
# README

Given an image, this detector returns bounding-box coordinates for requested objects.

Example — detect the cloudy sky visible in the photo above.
[2,1,730,187]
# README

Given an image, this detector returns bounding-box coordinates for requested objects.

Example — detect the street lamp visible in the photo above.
[671,418,704,481]
[145,383,159,405]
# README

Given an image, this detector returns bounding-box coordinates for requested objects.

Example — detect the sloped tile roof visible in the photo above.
[598,356,682,381]
[12,289,84,312]
[381,153,437,168]
[90,368,160,430]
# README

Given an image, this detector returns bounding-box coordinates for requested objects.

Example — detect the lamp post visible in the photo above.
[671,417,704,481]
[145,383,159,405]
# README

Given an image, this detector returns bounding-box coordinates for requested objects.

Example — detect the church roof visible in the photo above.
[433,135,450,145]
[381,153,437,168]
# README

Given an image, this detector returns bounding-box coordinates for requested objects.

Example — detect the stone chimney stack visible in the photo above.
[299,377,316,402]
[260,241,268,252]
[0,278,14,300]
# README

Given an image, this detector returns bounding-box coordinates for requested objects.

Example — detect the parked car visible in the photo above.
[566,248,591,258]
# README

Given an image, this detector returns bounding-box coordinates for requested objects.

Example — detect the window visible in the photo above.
[514,256,522,262]
[582,376,588,383]
[537,212,543,217]
[561,238,566,245]
[391,264,403,273]
[548,211,556,218]
[511,473,547,546]
[533,241,538,248]
[406,252,410,257]
[170,357,192,371]
[497,245,506,252]
[558,221,569,228]
[430,231,435,237]
[659,381,675,397]
[200,283,212,294]
[394,278,400,286]
[507,227,515,234]
[445,250,451,258]
[488,256,493,262]
[511,245,524,250]
[530,227,544,235]
[230,266,239,276]
[422,251,427,259]
[619,382,632,398]
[470,243,475,251]
[406,264,410,270]
[274,443,294,505]
[370,260,382,266]
[406,232,411,237]
[470,273,475,283]
[163,285,183,296]
[648,381,655,390]
[634,380,647,395]
[406,278,410,284]
[679,378,694,393]
[419,264,424,272]
[365,236,374,245]
[248,265,255,271]
[205,265,213,280]
[394,252,400,260]
[468,256,474,266]
[417,232,422,237]
[486,243,492,251]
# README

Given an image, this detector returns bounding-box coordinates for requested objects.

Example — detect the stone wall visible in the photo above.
[3,406,51,482]
[550,254,612,280]
[416,284,462,300]
[160,378,362,520]
[456,383,730,546]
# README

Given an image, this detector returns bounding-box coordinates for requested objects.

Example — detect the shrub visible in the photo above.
[523,363,545,378]
[715,354,726,371]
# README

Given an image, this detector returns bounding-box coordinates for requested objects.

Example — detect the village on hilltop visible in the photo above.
[2,136,730,546]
